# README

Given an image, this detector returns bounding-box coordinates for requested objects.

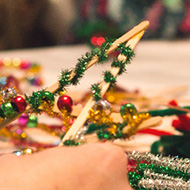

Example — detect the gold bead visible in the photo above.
[12,57,21,67]
[3,57,11,67]
[23,148,34,155]
[108,124,117,134]
[20,132,27,139]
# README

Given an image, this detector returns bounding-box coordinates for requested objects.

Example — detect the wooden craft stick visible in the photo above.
[47,21,149,93]
[60,29,149,145]
[0,21,149,129]
[167,105,190,113]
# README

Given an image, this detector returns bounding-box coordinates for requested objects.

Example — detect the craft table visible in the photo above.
[0,40,190,152]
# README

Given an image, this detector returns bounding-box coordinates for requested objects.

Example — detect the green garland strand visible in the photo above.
[95,122,126,140]
[96,38,115,62]
[63,139,80,146]
[25,90,54,114]
[116,44,135,61]
[57,70,71,93]
[145,106,190,117]
[57,38,115,93]
[91,84,101,101]
[91,45,134,101]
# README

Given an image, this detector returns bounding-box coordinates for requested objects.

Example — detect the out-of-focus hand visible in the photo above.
[0,143,133,190]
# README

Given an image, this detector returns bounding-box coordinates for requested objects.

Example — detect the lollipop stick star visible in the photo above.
[60,22,150,145]
[0,21,149,129]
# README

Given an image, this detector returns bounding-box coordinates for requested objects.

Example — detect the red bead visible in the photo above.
[12,96,27,112]
[20,60,29,69]
[57,95,73,113]
[0,60,3,67]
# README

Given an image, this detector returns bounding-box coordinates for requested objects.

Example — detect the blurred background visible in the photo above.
[0,0,190,50]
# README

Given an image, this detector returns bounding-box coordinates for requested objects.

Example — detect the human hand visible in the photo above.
[0,143,133,190]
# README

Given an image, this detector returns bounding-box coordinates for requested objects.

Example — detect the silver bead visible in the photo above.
[93,99,111,115]
[1,87,17,101]
[74,126,88,142]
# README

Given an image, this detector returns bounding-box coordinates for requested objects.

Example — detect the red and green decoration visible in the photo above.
[25,90,54,114]
[0,88,27,119]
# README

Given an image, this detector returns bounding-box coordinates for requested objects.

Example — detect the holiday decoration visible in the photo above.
[0,20,190,190]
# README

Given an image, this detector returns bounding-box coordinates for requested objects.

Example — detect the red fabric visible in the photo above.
[169,100,190,131]
[137,128,173,136]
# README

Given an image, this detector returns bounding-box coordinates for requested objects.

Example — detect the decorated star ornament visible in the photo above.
[0,21,150,129]
[1,20,190,190]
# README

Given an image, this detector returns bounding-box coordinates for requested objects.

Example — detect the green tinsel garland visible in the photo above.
[91,45,134,101]
[27,38,134,112]
[91,84,101,102]
[25,90,54,114]
[57,38,115,93]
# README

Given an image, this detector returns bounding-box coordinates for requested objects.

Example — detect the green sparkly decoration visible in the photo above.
[90,45,134,101]
[25,90,54,114]
[97,49,108,62]
[0,108,5,118]
[63,139,80,146]
[128,171,144,189]
[97,38,115,63]
[27,115,38,128]
[111,59,127,75]
[97,130,114,140]
[116,44,135,61]
[42,91,54,105]
[1,102,15,118]
[114,122,126,139]
[137,163,190,181]
[57,39,134,97]
[120,103,137,116]
[91,84,101,101]
[25,91,42,113]
[71,52,92,85]
[104,71,116,84]
[85,123,109,134]
[57,39,113,92]
[57,70,71,93]
[145,106,190,117]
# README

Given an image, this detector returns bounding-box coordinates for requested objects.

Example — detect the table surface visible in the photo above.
[1,40,190,91]
[0,40,190,152]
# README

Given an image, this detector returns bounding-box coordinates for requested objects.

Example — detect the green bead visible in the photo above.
[0,108,5,118]
[42,91,54,105]
[1,102,15,118]
[64,140,78,146]
[104,71,116,83]
[97,130,113,140]
[120,103,137,116]
[27,115,38,128]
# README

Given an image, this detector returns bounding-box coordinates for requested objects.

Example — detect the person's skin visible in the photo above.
[0,143,133,190]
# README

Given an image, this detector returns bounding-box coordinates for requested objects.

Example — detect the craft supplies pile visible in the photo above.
[0,21,190,190]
